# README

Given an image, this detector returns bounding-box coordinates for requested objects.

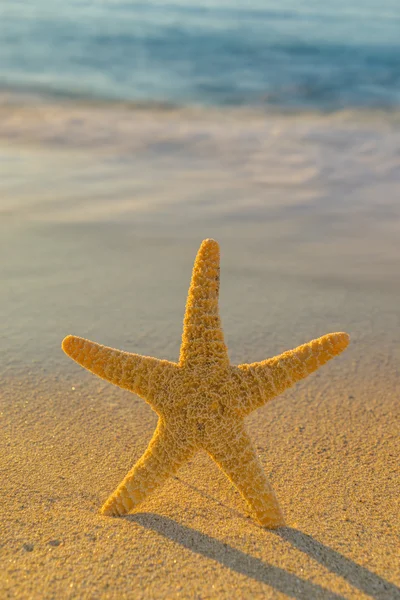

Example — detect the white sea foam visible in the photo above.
[1,96,399,225]
[1,96,400,290]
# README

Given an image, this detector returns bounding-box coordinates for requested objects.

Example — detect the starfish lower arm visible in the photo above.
[205,423,284,528]
[101,420,195,516]
[236,332,349,415]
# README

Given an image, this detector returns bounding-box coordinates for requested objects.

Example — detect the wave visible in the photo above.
[2,82,400,118]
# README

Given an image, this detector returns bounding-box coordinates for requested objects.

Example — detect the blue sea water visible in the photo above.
[0,0,400,110]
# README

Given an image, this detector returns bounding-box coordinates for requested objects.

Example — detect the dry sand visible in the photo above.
[1,102,400,598]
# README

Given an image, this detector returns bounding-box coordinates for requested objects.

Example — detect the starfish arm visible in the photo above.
[101,420,195,516]
[236,332,349,415]
[179,239,229,369]
[62,335,176,410]
[204,423,284,528]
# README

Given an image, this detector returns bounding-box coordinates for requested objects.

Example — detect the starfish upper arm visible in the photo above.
[179,238,229,369]
[62,335,177,410]
[236,332,349,415]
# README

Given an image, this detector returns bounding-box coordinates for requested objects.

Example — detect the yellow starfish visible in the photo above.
[62,239,349,528]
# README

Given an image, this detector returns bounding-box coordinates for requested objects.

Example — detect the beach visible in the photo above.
[1,98,400,598]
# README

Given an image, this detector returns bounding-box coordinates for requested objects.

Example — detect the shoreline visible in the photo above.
[1,85,400,156]
[3,84,400,116]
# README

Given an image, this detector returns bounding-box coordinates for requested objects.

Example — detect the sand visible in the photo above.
[1,101,400,598]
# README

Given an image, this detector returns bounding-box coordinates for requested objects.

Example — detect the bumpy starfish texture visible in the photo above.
[62,239,349,528]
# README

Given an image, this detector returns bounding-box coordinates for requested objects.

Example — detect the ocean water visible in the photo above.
[1,0,400,110]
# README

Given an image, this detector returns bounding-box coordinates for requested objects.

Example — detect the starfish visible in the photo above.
[62,239,349,528]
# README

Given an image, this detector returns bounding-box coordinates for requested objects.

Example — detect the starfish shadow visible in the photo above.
[274,528,400,600]
[173,477,399,599]
[172,475,252,522]
[127,513,345,599]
